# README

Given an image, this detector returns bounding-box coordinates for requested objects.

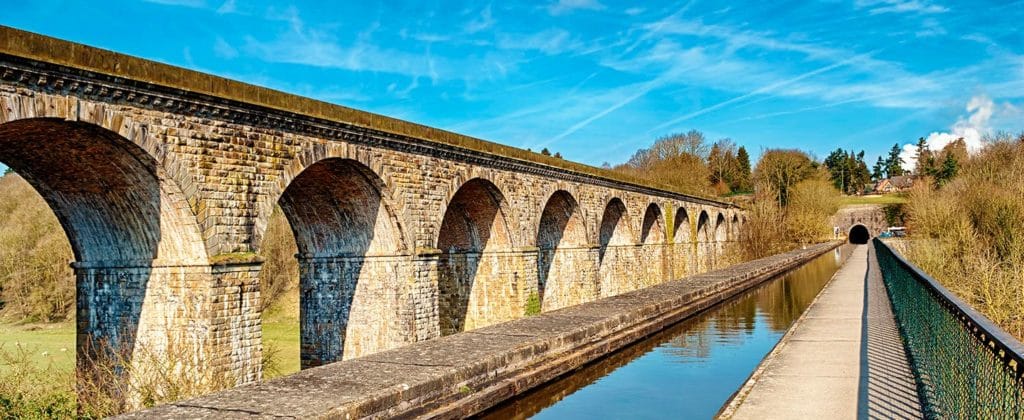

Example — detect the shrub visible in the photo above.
[902,136,1024,340]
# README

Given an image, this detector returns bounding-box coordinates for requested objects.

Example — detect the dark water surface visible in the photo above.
[480,245,853,420]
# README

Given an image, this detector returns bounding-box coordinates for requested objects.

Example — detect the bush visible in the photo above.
[257,207,299,312]
[902,136,1024,340]
[0,174,74,322]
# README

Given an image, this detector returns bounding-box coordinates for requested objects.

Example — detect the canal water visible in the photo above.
[481,245,853,420]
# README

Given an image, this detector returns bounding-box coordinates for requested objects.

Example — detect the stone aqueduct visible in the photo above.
[0,27,741,384]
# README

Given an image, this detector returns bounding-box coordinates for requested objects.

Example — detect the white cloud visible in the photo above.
[899,95,995,172]
[144,0,206,7]
[216,0,236,14]
[213,37,238,59]
[496,28,583,55]
[242,8,513,81]
[548,0,605,16]
[464,5,495,34]
[855,0,948,15]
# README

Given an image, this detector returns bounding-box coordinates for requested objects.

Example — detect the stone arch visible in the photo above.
[529,182,586,245]
[257,143,413,253]
[598,197,634,297]
[849,224,870,244]
[715,212,728,243]
[696,210,713,272]
[639,203,667,286]
[673,207,692,244]
[436,177,515,335]
[640,203,665,245]
[536,190,590,311]
[274,157,412,367]
[0,117,209,393]
[672,207,693,278]
[598,197,633,260]
[731,214,740,240]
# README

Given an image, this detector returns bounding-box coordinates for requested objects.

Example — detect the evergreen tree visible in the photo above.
[872,156,885,181]
[936,152,959,185]
[553,152,563,159]
[915,137,936,176]
[885,143,905,178]
[735,146,752,192]
[541,147,551,156]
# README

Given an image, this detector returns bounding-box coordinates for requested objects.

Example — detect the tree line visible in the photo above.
[609,130,752,197]
[823,136,972,195]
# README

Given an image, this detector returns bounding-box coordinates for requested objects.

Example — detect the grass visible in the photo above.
[0,322,74,374]
[0,305,303,383]
[839,193,907,207]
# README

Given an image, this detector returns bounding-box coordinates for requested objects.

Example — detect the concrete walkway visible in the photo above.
[721,244,922,419]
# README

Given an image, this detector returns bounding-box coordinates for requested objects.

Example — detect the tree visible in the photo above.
[553,152,563,159]
[915,137,936,176]
[708,139,739,194]
[824,148,871,195]
[872,156,885,181]
[936,152,958,185]
[753,149,818,207]
[735,146,752,192]
[541,148,551,156]
[885,143,905,178]
[613,130,715,196]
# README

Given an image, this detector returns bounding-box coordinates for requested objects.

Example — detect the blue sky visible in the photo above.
[2,0,1023,171]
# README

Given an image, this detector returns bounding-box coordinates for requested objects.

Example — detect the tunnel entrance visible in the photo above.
[849,224,870,244]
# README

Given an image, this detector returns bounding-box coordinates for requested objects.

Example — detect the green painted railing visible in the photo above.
[874,238,1024,419]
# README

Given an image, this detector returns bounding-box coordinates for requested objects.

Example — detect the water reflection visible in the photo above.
[480,245,852,420]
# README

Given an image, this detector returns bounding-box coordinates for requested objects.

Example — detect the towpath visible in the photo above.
[721,244,923,419]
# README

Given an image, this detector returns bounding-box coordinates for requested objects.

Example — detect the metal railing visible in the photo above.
[874,238,1024,418]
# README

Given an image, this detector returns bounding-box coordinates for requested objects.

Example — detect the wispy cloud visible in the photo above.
[465,5,495,33]
[143,0,206,7]
[241,7,511,81]
[855,0,948,15]
[548,0,606,15]
[649,53,871,133]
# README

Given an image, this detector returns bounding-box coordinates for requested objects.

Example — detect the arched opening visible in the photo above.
[0,118,208,408]
[436,178,513,335]
[672,208,692,278]
[715,213,728,243]
[640,204,665,245]
[536,191,589,311]
[598,198,633,297]
[696,211,712,272]
[731,214,740,241]
[849,224,870,244]
[639,203,666,286]
[275,158,408,368]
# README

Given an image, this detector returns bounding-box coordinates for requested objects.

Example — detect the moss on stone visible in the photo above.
[524,292,541,317]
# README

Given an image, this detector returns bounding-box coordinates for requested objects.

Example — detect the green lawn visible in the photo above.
[0,322,75,375]
[0,317,302,380]
[262,317,300,379]
[840,194,907,206]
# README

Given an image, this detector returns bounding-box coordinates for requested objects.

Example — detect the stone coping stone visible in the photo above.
[119,242,839,419]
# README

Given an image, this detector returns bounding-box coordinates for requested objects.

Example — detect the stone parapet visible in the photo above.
[120,242,840,419]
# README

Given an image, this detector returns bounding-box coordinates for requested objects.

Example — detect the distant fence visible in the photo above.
[874,238,1024,418]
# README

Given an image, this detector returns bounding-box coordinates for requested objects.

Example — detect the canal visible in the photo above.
[481,245,853,419]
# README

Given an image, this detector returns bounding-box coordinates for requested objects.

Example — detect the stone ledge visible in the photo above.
[118,242,840,419]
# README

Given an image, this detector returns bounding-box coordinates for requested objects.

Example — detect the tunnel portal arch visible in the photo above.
[849,224,870,244]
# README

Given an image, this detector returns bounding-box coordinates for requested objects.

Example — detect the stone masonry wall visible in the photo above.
[0,51,742,394]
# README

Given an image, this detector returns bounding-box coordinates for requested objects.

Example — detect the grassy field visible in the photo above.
[0,321,75,374]
[0,314,302,379]
[262,316,300,378]
[840,193,907,206]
